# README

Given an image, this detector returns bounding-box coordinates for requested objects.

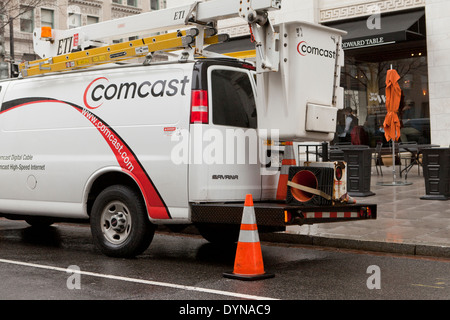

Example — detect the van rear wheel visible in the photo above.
[90,185,155,258]
[25,217,55,228]
[196,223,240,244]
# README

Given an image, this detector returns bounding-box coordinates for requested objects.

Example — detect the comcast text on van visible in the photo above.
[83,76,190,110]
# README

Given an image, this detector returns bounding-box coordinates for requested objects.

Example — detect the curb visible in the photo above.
[259,232,450,259]
[160,226,450,259]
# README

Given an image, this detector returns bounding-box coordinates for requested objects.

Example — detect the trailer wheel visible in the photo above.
[90,185,155,258]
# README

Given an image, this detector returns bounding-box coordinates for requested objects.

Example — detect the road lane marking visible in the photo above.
[411,277,448,289]
[0,258,278,300]
[411,284,444,289]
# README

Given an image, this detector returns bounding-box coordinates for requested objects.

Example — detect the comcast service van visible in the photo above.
[0,0,376,258]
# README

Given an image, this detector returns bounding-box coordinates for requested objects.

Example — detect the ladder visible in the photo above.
[19,28,227,77]
[19,0,281,78]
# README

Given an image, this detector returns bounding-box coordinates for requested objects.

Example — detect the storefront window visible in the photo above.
[337,55,429,147]
[327,9,429,147]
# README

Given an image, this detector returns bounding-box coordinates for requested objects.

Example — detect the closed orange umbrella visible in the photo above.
[383,69,402,141]
[378,68,412,186]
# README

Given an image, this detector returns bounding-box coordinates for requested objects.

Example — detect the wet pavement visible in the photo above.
[2,219,449,300]
[276,168,450,258]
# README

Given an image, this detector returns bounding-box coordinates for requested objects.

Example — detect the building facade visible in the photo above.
[319,0,449,148]
[4,0,450,147]
[3,0,167,62]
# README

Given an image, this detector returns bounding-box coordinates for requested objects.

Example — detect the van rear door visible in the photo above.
[189,65,261,202]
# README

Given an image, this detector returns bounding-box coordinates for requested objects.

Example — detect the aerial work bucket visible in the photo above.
[256,20,346,142]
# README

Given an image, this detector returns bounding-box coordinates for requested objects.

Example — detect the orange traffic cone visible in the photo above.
[276,142,297,200]
[223,194,274,281]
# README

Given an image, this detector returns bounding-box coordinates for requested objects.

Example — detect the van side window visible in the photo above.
[211,69,257,129]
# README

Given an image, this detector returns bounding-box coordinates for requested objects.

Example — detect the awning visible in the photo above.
[327,10,425,50]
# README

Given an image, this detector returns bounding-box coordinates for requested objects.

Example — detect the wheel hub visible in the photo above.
[101,201,132,245]
[111,213,127,232]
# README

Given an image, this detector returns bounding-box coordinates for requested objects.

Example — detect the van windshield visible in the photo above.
[211,69,257,129]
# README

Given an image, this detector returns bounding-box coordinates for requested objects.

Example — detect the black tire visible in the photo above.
[25,217,55,228]
[196,223,240,244]
[90,185,155,258]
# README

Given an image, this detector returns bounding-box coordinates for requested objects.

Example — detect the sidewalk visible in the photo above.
[263,167,450,258]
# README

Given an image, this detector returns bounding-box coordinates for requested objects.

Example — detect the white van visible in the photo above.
[0,59,375,258]
[0,58,273,255]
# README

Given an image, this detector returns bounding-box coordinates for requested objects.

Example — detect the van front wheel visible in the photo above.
[90,185,155,258]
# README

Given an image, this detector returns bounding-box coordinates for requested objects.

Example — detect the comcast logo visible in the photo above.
[297,41,336,59]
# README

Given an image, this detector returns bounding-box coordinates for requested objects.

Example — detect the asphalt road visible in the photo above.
[1,218,449,307]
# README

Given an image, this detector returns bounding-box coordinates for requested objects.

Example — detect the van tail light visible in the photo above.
[190,90,209,124]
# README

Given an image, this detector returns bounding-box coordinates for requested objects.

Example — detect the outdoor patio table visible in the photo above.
[400,144,440,180]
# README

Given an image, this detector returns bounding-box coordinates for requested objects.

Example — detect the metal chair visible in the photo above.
[372,142,383,176]
[399,142,420,176]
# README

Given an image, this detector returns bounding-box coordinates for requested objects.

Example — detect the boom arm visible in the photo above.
[34,0,281,66]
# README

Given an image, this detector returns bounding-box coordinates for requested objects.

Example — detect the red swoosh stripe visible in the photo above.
[74,107,170,220]
[1,98,170,220]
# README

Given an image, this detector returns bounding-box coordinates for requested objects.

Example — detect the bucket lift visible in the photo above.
[20,0,282,77]
[19,0,347,143]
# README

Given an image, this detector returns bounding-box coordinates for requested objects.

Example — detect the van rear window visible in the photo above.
[211,69,257,129]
